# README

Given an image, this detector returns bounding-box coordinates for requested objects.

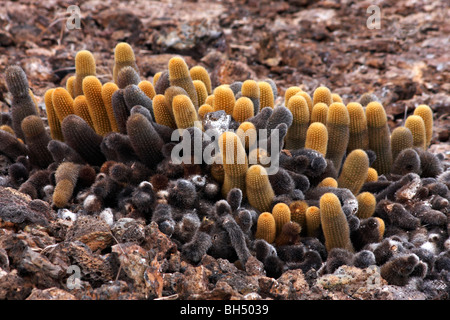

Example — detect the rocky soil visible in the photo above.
[0,0,449,300]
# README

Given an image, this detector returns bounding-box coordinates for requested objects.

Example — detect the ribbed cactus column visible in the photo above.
[52,87,75,122]
[246,165,275,213]
[320,192,354,252]
[82,76,112,136]
[285,95,310,150]
[190,65,212,95]
[169,57,198,110]
[255,212,276,243]
[413,104,433,148]
[219,131,248,198]
[73,95,95,129]
[241,80,260,115]
[405,115,426,149]
[313,86,333,106]
[101,82,120,132]
[366,101,392,175]
[172,94,200,129]
[233,97,254,123]
[5,65,39,141]
[153,94,177,129]
[53,162,80,208]
[272,202,291,236]
[305,122,328,156]
[258,81,275,110]
[213,85,235,115]
[21,115,53,168]
[337,149,369,195]
[310,102,328,125]
[73,50,96,97]
[347,102,369,152]
[113,42,139,84]
[44,88,64,141]
[325,102,350,171]
[305,206,321,237]
[390,126,413,161]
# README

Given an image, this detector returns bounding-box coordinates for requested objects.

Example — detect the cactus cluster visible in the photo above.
[1,43,446,291]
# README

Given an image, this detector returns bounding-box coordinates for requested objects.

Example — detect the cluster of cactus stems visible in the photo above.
[3,42,446,285]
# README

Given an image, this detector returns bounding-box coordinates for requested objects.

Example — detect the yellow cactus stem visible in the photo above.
[210,153,225,184]
[295,91,314,118]
[413,104,433,147]
[113,42,139,84]
[347,102,369,152]
[305,206,321,237]
[289,200,308,230]
[356,192,377,219]
[284,86,302,106]
[404,115,426,149]
[205,95,215,108]
[0,125,15,136]
[44,88,64,141]
[219,131,248,198]
[305,122,328,156]
[246,165,275,213]
[285,95,310,150]
[193,79,208,107]
[366,167,378,182]
[74,50,96,97]
[331,93,343,103]
[241,80,260,114]
[258,81,274,110]
[101,82,120,132]
[164,86,188,118]
[189,65,212,95]
[325,102,350,171]
[365,101,392,175]
[73,95,95,129]
[198,104,214,120]
[172,94,200,130]
[390,126,413,161]
[255,212,276,243]
[310,102,328,125]
[82,75,112,136]
[318,177,338,188]
[153,94,177,129]
[337,149,369,195]
[374,217,385,239]
[138,80,156,100]
[51,87,75,123]
[272,202,291,236]
[313,86,333,106]
[236,121,257,150]
[168,56,199,110]
[213,85,235,115]
[320,192,354,252]
[233,97,255,123]
[66,75,76,98]
[53,162,80,208]
[153,71,162,86]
